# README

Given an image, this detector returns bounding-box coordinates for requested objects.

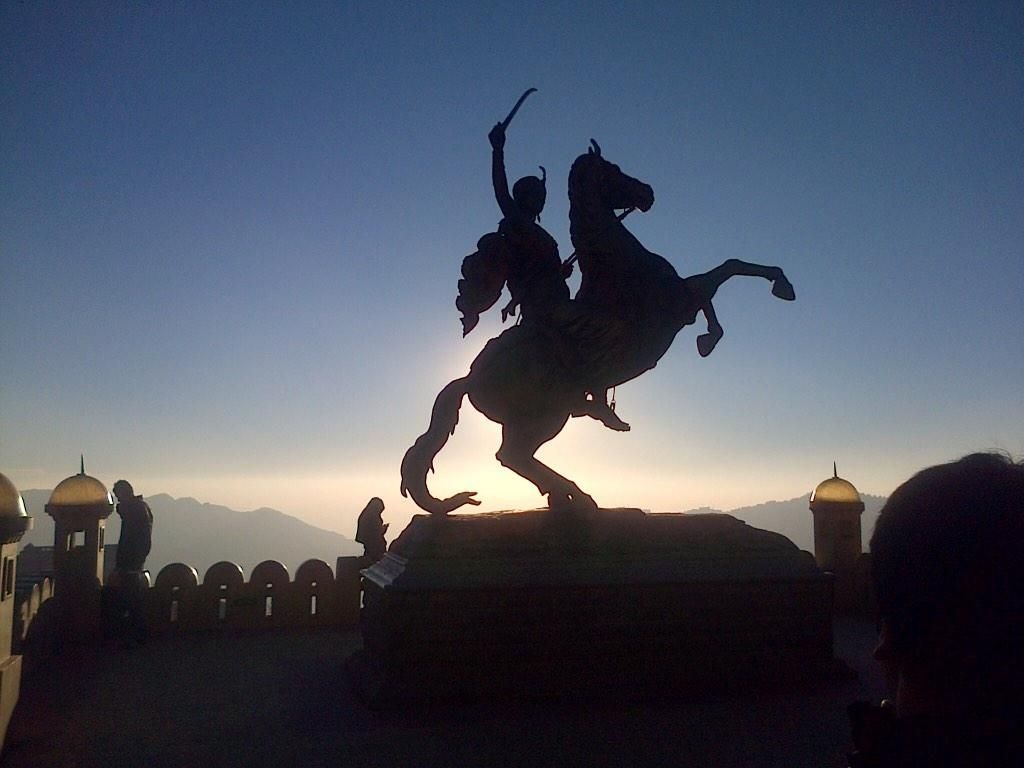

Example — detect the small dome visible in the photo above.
[811,476,862,505]
[0,472,28,518]
[48,473,113,507]
[810,464,865,514]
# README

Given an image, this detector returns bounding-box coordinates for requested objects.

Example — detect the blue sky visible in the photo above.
[2,2,1022,537]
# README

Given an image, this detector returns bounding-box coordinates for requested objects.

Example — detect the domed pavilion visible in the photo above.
[809,463,865,572]
[45,458,114,641]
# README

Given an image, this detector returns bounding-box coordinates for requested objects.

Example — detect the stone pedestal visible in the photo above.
[350,508,836,705]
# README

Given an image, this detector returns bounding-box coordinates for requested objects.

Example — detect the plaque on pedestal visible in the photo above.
[349,508,836,705]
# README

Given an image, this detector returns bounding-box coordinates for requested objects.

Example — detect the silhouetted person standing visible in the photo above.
[113,479,153,571]
[847,453,1024,766]
[110,479,153,646]
[356,497,388,565]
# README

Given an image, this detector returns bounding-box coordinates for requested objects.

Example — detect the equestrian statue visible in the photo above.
[401,92,795,515]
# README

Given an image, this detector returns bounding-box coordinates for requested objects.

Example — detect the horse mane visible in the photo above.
[567,151,598,200]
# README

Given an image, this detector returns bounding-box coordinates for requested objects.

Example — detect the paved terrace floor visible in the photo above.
[2,618,886,768]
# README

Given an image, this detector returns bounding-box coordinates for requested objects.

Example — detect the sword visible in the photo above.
[500,88,537,130]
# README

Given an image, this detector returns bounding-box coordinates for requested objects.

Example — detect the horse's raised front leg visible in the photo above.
[495,416,598,513]
[687,258,795,305]
[685,259,793,357]
[696,300,724,357]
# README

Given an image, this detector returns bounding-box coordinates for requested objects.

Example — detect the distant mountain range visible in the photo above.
[691,493,888,554]
[17,489,886,578]
[18,490,362,579]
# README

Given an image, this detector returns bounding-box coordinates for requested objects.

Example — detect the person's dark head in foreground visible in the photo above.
[112,479,135,503]
[850,452,1024,765]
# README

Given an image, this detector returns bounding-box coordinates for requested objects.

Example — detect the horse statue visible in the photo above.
[400,140,795,515]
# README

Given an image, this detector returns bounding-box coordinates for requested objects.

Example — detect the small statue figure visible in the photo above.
[355,497,388,564]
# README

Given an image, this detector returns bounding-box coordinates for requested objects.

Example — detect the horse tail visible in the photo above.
[400,376,480,515]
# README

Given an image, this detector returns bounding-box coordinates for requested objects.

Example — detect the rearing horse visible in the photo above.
[400,141,794,515]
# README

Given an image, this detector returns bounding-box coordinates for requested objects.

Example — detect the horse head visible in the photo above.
[569,140,655,218]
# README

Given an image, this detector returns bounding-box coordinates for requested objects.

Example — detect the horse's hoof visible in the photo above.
[772,276,795,301]
[697,332,720,357]
[547,491,597,515]
[547,492,573,512]
[599,410,631,432]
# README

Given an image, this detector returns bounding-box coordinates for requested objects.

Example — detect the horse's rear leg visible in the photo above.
[495,417,597,512]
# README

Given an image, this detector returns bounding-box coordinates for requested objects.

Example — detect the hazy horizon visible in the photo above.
[17,479,887,548]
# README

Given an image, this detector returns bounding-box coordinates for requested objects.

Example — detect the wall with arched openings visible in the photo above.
[146,556,361,634]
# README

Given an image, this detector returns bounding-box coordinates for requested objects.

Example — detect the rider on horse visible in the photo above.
[487,121,630,432]
[487,122,567,322]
